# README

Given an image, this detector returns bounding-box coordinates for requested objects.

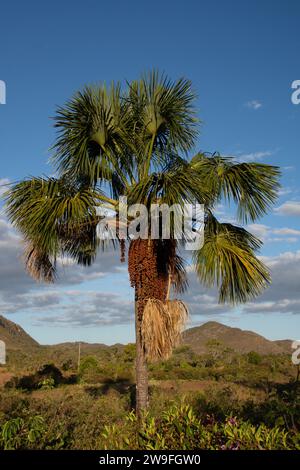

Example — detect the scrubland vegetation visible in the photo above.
[0,343,299,450]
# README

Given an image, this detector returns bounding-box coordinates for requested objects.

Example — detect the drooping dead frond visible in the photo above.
[170,254,188,294]
[166,299,189,345]
[23,243,56,283]
[141,298,188,362]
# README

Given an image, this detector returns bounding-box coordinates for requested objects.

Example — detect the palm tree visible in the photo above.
[5,72,280,415]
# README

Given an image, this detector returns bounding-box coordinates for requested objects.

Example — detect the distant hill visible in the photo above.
[182,321,292,355]
[0,315,39,350]
[0,314,292,355]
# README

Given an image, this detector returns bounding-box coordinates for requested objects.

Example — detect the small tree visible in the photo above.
[79,356,99,383]
[247,351,262,365]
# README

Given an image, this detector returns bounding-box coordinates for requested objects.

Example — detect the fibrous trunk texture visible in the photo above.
[128,239,187,415]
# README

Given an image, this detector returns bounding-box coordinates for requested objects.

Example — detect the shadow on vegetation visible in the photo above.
[85,378,136,407]
[5,364,77,391]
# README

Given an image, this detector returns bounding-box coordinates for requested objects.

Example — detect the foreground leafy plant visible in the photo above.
[101,403,298,450]
[1,415,45,450]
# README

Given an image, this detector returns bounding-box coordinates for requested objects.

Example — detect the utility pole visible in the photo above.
[77,342,81,373]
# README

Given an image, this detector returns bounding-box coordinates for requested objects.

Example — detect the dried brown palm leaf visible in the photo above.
[165,299,189,345]
[23,243,56,283]
[142,298,188,362]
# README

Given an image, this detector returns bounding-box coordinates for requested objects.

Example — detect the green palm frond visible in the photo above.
[191,153,281,222]
[52,83,133,188]
[127,70,199,176]
[5,176,102,255]
[194,213,270,303]
[126,157,209,207]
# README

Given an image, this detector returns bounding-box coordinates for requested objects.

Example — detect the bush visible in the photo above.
[0,415,45,450]
[0,386,131,449]
[242,381,300,430]
[38,378,55,390]
[247,351,262,365]
[78,356,100,384]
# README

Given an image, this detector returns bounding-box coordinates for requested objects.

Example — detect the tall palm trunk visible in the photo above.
[129,239,170,416]
[135,291,148,414]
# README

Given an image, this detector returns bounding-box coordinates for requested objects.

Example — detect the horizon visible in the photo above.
[0,0,299,344]
[0,313,294,346]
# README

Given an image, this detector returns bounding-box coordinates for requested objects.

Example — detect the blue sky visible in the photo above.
[0,0,300,344]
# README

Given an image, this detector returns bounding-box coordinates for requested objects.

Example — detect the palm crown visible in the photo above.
[6,72,279,300]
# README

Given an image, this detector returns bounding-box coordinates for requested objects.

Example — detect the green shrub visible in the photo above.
[0,415,45,450]
[247,351,262,365]
[38,378,55,390]
[78,356,100,383]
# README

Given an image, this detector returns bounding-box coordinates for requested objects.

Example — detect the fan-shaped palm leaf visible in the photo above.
[191,153,280,222]
[194,213,270,303]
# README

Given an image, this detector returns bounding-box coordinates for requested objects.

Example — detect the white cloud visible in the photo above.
[32,291,133,327]
[245,100,262,110]
[0,217,128,324]
[274,201,300,216]
[186,250,300,317]
[247,223,269,240]
[247,223,300,243]
[278,188,294,197]
[238,151,272,162]
[243,250,300,315]
[224,150,274,163]
[272,228,300,236]
[244,299,300,314]
[0,178,10,197]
